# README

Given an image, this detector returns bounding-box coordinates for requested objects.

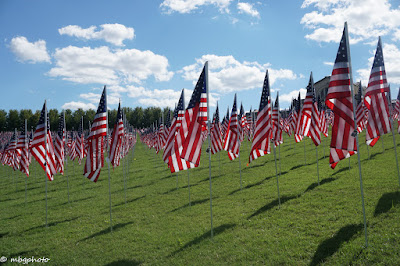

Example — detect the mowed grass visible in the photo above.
[1,131,400,265]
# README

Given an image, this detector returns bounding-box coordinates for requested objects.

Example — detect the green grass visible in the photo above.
[1,131,400,265]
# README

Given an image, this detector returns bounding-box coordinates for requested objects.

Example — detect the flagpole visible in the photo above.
[24,119,28,206]
[387,89,400,185]
[44,100,48,227]
[303,137,306,165]
[238,106,242,191]
[187,169,191,206]
[322,134,326,158]
[123,109,127,205]
[316,145,320,185]
[205,61,214,239]
[345,22,368,247]
[106,92,113,232]
[14,128,17,192]
[273,143,281,208]
[81,117,84,190]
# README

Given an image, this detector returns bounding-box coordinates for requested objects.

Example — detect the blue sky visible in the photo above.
[1,0,400,116]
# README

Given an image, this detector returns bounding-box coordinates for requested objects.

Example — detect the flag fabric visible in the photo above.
[325,24,357,169]
[294,93,304,143]
[109,102,124,168]
[364,37,391,146]
[210,103,223,154]
[6,130,18,169]
[221,107,229,139]
[394,88,400,120]
[318,96,328,137]
[271,93,283,147]
[84,86,107,182]
[30,102,57,181]
[296,74,314,139]
[180,64,208,166]
[54,112,65,174]
[249,70,272,163]
[16,121,30,176]
[75,117,84,164]
[355,82,367,133]
[240,103,250,141]
[163,101,181,164]
[224,94,240,161]
[68,131,77,161]
[307,77,321,146]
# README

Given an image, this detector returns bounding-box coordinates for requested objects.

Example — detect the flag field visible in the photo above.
[1,132,400,265]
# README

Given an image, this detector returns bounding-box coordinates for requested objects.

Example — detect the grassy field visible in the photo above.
[1,131,400,265]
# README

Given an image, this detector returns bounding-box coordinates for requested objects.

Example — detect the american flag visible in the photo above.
[84,86,107,182]
[163,100,181,164]
[249,70,272,163]
[364,37,391,147]
[248,107,255,139]
[240,103,250,141]
[54,112,65,174]
[355,82,367,133]
[221,107,229,139]
[308,79,321,146]
[6,130,18,170]
[271,93,283,147]
[75,117,84,165]
[181,63,208,166]
[109,102,124,168]
[394,88,400,120]
[224,94,240,161]
[30,102,57,181]
[210,103,223,154]
[296,73,314,140]
[167,89,194,172]
[294,93,303,143]
[68,130,77,161]
[16,121,30,176]
[325,24,356,169]
[318,96,328,137]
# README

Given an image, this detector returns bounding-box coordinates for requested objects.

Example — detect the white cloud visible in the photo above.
[47,45,173,85]
[356,43,400,86]
[160,0,232,14]
[300,0,400,43]
[180,54,299,94]
[62,101,96,110]
[393,29,400,42]
[59,24,134,46]
[10,36,51,63]
[279,88,307,103]
[237,2,260,18]
[323,61,334,66]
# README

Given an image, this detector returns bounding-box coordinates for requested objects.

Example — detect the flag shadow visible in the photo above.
[55,196,95,207]
[79,222,134,242]
[113,195,146,207]
[310,223,363,266]
[331,166,350,176]
[304,178,337,193]
[170,197,215,213]
[374,191,400,217]
[229,172,288,196]
[0,232,9,238]
[248,195,297,219]
[105,259,142,266]
[22,216,81,233]
[169,223,236,257]
[0,214,21,221]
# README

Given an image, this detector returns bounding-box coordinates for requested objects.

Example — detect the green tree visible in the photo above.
[64,109,73,130]
[7,110,20,131]
[28,110,41,133]
[0,110,7,131]
[84,109,96,129]
[19,109,33,129]
[48,109,59,131]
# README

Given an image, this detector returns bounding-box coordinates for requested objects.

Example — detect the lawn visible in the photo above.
[1,131,400,265]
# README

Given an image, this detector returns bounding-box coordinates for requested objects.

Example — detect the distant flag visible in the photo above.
[163,98,182,165]
[296,73,314,140]
[364,37,391,146]
[307,74,321,146]
[325,24,357,169]
[318,96,328,137]
[181,63,208,166]
[271,93,283,146]
[30,101,57,180]
[210,103,223,154]
[109,102,124,168]
[394,88,400,120]
[221,107,229,139]
[54,112,66,174]
[224,94,240,161]
[17,120,29,176]
[75,117,84,165]
[294,93,303,143]
[355,82,367,133]
[84,86,107,182]
[249,70,272,163]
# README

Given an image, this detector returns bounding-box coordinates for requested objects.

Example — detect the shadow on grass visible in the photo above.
[310,223,363,266]
[0,214,21,221]
[170,223,236,256]
[161,187,178,195]
[331,166,350,176]
[113,195,146,207]
[114,184,144,193]
[56,196,95,207]
[229,172,288,196]
[0,197,14,203]
[13,197,53,207]
[0,232,9,238]
[290,163,313,171]
[304,178,337,193]
[79,222,134,242]
[170,197,215,212]
[198,174,223,183]
[364,151,383,161]
[243,161,268,171]
[22,216,81,233]
[7,250,36,258]
[248,195,297,219]
[374,191,400,217]
[105,259,142,266]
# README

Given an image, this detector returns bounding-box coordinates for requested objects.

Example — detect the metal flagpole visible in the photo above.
[345,22,368,247]
[123,110,127,205]
[316,145,320,185]
[387,88,400,185]
[348,156,351,170]
[205,61,214,239]
[64,111,69,204]
[81,117,84,189]
[381,136,385,152]
[105,89,113,232]
[366,143,370,159]
[14,128,17,192]
[44,100,48,227]
[187,169,191,206]
[322,134,326,158]
[273,143,281,208]
[238,106,242,190]
[303,137,306,165]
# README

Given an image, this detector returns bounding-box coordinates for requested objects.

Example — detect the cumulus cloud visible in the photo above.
[279,88,307,103]
[47,45,173,85]
[59,24,134,46]
[10,36,51,63]
[300,0,400,43]
[62,101,96,110]
[323,61,334,66]
[160,0,232,14]
[237,2,260,18]
[180,54,299,94]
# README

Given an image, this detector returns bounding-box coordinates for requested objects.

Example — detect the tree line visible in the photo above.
[0,107,172,132]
